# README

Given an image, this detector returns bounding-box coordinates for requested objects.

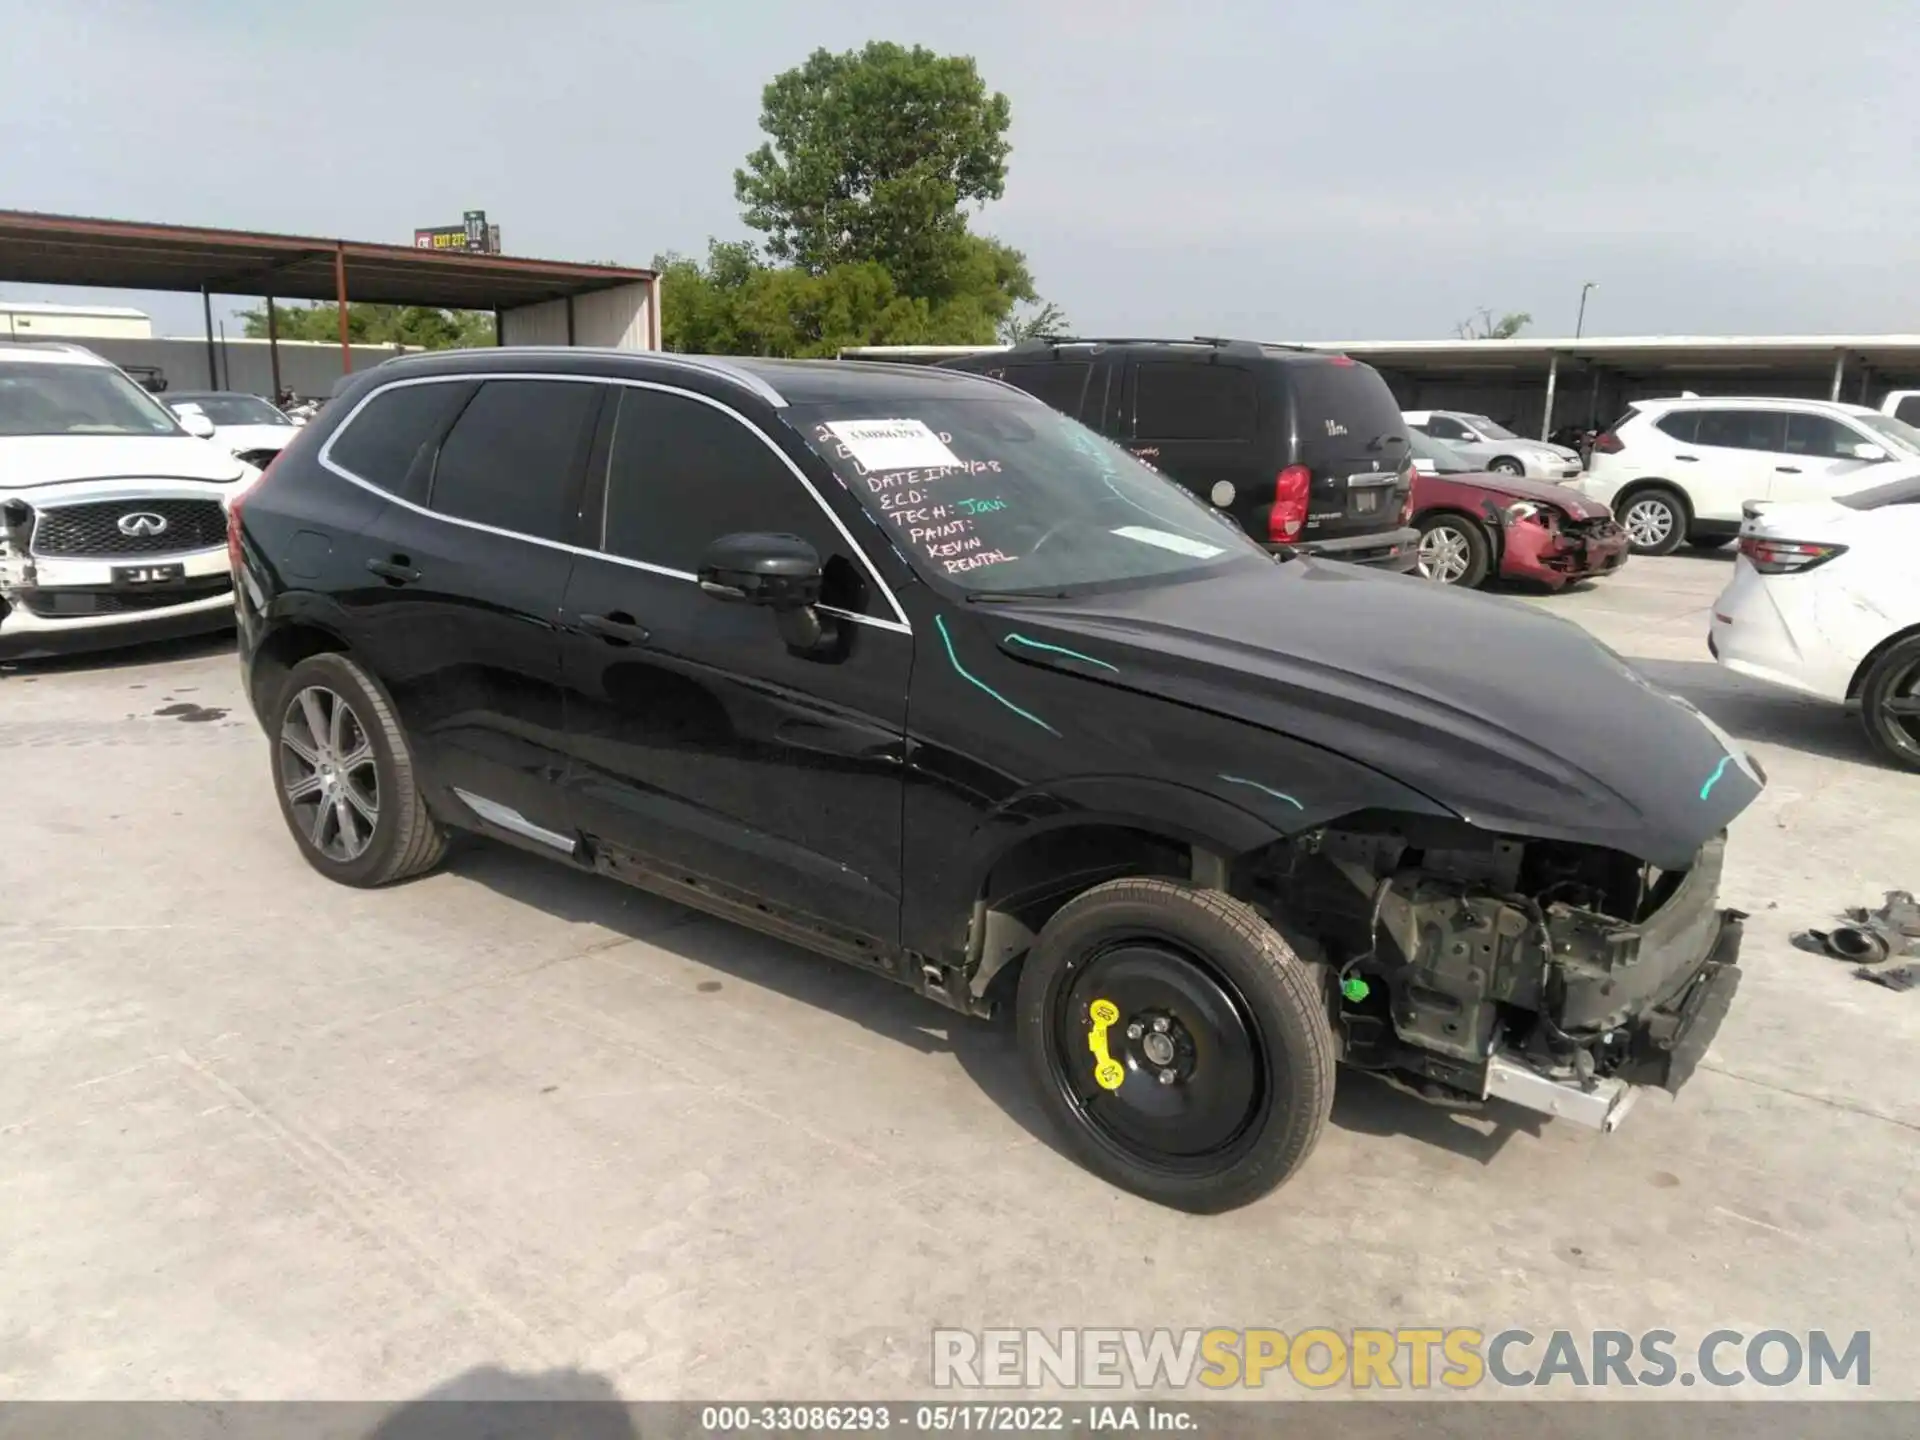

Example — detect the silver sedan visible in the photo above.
[1403,409,1583,481]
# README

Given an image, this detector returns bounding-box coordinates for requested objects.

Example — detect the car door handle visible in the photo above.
[366,556,421,585]
[1775,466,1801,473]
[1675,454,1699,462]
[579,611,651,646]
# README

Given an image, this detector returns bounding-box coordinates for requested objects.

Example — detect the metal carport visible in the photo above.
[0,209,660,396]
[1267,335,1920,440]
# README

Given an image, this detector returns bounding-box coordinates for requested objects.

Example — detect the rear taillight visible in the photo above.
[225,452,277,571]
[1269,464,1311,543]
[1592,431,1624,455]
[1397,481,1413,527]
[1738,536,1847,575]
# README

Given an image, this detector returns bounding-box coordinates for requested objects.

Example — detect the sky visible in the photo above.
[5,0,1918,343]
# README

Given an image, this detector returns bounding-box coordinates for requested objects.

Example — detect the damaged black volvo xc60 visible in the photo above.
[232,349,1762,1212]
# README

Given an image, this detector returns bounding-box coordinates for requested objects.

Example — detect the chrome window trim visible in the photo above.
[315,371,911,635]
[438,348,789,409]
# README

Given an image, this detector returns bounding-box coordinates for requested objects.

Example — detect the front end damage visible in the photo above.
[1246,815,1744,1129]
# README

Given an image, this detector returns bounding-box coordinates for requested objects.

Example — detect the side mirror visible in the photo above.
[697,532,833,651]
[1851,442,1888,462]
[178,409,216,439]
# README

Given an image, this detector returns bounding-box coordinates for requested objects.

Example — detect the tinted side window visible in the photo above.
[328,381,473,496]
[1897,396,1920,426]
[993,362,1091,418]
[1424,414,1471,441]
[1695,409,1786,452]
[1653,410,1699,443]
[1133,363,1257,442]
[601,388,869,612]
[1784,413,1863,459]
[428,379,601,542]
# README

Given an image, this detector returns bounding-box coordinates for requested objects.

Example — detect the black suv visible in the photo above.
[233,347,1759,1212]
[939,337,1419,569]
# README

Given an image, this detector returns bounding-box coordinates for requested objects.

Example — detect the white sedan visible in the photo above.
[1708,473,1920,769]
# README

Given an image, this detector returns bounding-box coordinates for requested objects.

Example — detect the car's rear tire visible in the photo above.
[1620,486,1687,555]
[1414,515,1491,587]
[270,651,447,886]
[1487,456,1525,477]
[1859,636,1920,772]
[1015,877,1336,1213]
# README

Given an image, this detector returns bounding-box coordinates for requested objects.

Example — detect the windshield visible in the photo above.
[791,397,1268,596]
[1407,428,1474,473]
[0,362,183,438]
[1467,415,1519,440]
[170,393,290,427]
[1855,413,1920,458]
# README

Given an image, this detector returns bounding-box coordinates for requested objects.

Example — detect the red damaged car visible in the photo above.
[1408,429,1629,589]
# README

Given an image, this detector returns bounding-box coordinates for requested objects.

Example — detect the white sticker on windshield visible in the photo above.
[824,419,963,473]
[1111,525,1227,559]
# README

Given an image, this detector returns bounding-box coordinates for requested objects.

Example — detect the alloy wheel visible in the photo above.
[279,685,380,862]
[1047,940,1269,1175]
[1880,658,1920,762]
[1623,497,1675,549]
[1489,459,1524,477]
[1416,524,1474,584]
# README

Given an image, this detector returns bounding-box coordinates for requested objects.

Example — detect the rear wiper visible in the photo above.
[964,587,1072,604]
[1366,433,1408,451]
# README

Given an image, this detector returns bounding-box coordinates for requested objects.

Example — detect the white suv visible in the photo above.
[1,344,255,659]
[1582,396,1920,555]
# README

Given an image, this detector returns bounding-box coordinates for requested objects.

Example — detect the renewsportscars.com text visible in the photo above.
[932,1327,1871,1391]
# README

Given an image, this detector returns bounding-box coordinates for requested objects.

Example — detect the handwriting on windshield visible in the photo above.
[815,421,1023,577]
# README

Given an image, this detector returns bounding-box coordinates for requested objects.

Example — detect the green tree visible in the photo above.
[237,302,494,349]
[658,43,1060,357]
[734,41,1013,300]
[1455,307,1531,340]
[1000,299,1071,344]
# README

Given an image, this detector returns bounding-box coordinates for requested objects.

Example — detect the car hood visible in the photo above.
[208,423,295,454]
[989,561,1762,868]
[1438,469,1612,517]
[0,434,247,489]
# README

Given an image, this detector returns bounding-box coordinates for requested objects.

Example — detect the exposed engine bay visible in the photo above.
[1244,812,1744,1125]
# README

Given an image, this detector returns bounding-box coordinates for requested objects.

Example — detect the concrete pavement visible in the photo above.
[2,554,1915,1404]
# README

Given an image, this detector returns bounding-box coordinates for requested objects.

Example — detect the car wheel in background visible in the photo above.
[1487,457,1525,477]
[271,651,448,886]
[1016,877,1336,1213]
[1687,534,1735,551]
[1859,636,1920,772]
[1414,515,1490,587]
[1620,486,1687,556]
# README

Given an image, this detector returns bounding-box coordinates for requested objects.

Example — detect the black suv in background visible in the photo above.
[231,347,1759,1212]
[939,337,1419,569]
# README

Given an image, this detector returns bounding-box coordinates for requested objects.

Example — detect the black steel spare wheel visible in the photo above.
[1016,877,1336,1212]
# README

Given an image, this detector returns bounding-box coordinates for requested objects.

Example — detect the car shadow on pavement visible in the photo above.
[360,1364,635,1440]
[1330,1069,1544,1163]
[451,843,1533,1170]
[0,627,233,676]
[1629,657,1883,766]
[448,843,1067,1163]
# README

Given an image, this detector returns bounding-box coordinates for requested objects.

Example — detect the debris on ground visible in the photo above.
[1796,891,1920,984]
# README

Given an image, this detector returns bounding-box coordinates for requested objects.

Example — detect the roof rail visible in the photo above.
[1192,335,1321,354]
[1009,335,1290,361]
[2,340,99,356]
